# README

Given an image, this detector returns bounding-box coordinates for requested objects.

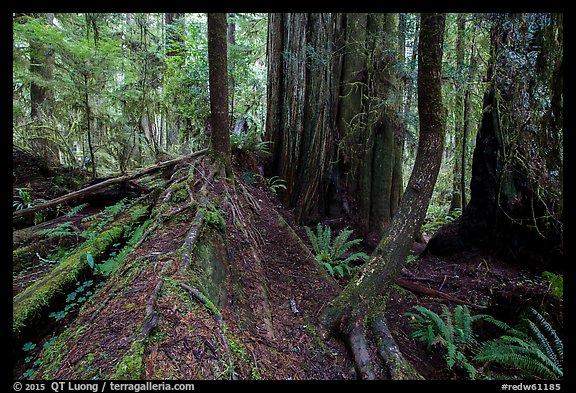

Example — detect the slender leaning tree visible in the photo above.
[320,13,447,380]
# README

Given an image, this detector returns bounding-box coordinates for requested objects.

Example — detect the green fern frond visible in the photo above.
[330,228,355,258]
[475,310,563,380]
[66,203,89,217]
[304,226,320,255]
[528,320,559,367]
[339,252,369,265]
[37,222,77,238]
[322,224,331,253]
[530,309,563,363]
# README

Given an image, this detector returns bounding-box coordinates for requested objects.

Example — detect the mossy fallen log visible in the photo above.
[13,149,206,221]
[13,198,153,343]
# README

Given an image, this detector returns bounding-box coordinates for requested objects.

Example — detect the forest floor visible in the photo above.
[12,151,562,380]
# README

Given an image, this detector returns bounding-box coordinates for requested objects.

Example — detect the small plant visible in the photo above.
[541,271,563,297]
[37,221,80,239]
[66,203,89,217]
[421,205,461,236]
[20,337,58,379]
[305,223,368,278]
[404,304,494,379]
[230,130,271,156]
[265,176,287,193]
[474,308,563,380]
[48,278,98,321]
[13,186,33,211]
[406,254,419,267]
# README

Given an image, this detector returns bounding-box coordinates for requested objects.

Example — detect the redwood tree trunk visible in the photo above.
[321,13,447,380]
[265,13,342,224]
[207,13,233,179]
[427,14,563,269]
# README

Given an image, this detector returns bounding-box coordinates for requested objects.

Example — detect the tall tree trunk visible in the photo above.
[449,14,466,212]
[164,13,185,148]
[428,14,563,269]
[28,13,59,164]
[338,13,368,197]
[207,13,233,179]
[83,72,97,179]
[321,13,447,380]
[338,13,403,239]
[227,13,236,127]
[265,13,343,224]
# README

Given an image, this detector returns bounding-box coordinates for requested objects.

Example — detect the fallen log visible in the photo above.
[13,197,154,343]
[13,149,207,220]
[395,278,486,310]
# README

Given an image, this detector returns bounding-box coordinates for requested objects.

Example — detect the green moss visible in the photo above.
[13,246,36,272]
[13,202,152,342]
[112,338,146,379]
[13,225,124,339]
[303,316,327,352]
[171,188,189,204]
[199,205,226,233]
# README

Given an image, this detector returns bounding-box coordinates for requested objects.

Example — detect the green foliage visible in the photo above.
[541,271,563,297]
[240,171,286,194]
[421,205,462,235]
[404,304,495,379]
[265,176,286,193]
[200,205,227,233]
[304,224,368,278]
[37,221,79,239]
[48,279,101,322]
[66,203,89,217]
[475,308,563,380]
[406,254,419,267]
[13,186,33,211]
[230,130,271,156]
[82,198,132,237]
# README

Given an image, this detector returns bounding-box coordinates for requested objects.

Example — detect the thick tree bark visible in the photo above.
[428,14,563,269]
[320,13,446,380]
[337,13,403,239]
[265,13,342,224]
[207,13,233,179]
[338,13,367,197]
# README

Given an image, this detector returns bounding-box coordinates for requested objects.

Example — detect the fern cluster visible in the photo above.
[82,198,131,236]
[404,304,489,379]
[304,224,368,278]
[475,308,563,380]
[230,130,271,156]
[404,305,563,380]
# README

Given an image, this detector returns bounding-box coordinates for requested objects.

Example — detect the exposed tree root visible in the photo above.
[178,282,236,380]
[372,317,423,379]
[343,317,376,380]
